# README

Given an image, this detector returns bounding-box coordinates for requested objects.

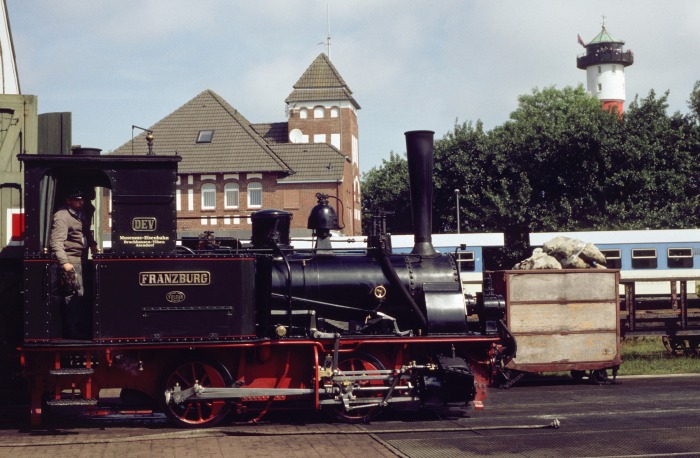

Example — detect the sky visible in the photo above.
[6,1,700,175]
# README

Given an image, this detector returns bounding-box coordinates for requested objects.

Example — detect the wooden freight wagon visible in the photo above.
[491,269,621,383]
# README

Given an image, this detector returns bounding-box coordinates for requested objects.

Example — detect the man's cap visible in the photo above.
[67,188,85,199]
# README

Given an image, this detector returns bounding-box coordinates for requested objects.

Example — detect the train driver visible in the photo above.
[49,187,97,340]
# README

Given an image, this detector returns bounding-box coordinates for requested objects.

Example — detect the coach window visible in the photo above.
[631,248,657,269]
[600,249,622,269]
[247,182,262,208]
[201,183,216,210]
[224,183,239,209]
[668,248,693,269]
[457,251,475,272]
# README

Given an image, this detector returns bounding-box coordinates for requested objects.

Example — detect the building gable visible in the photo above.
[112,89,291,175]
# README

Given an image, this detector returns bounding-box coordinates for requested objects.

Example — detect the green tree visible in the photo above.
[483,85,622,263]
[432,120,489,233]
[361,84,700,268]
[689,80,700,122]
[605,90,700,229]
[361,152,411,234]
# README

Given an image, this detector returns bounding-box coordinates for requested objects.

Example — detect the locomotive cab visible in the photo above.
[19,149,183,341]
[21,149,181,255]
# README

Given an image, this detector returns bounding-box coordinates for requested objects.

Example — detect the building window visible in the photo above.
[597,83,602,92]
[313,133,327,143]
[299,108,308,119]
[352,135,359,164]
[612,65,616,74]
[197,130,215,143]
[330,107,339,118]
[248,182,262,208]
[314,107,325,118]
[598,66,601,74]
[201,183,216,210]
[330,133,340,149]
[224,183,239,209]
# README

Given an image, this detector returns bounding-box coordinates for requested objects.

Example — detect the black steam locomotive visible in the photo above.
[18,130,513,427]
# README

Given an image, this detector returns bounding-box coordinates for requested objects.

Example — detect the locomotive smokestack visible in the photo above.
[405,130,438,257]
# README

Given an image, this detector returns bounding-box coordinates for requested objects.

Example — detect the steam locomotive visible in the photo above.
[18,130,514,427]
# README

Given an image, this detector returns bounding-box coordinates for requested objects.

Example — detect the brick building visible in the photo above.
[111,53,361,242]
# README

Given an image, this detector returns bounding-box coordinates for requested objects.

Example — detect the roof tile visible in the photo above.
[285,53,360,108]
[112,90,292,175]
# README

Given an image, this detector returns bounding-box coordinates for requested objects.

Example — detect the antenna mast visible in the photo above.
[326,3,331,60]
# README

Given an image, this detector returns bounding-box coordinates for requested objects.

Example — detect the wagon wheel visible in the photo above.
[687,338,700,357]
[589,369,610,384]
[570,370,586,382]
[328,352,387,424]
[161,359,232,427]
[662,336,688,356]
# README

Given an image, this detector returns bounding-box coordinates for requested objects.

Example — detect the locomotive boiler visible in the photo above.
[17,130,513,427]
[260,131,480,337]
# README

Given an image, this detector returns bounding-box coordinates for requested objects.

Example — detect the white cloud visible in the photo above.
[6,0,700,172]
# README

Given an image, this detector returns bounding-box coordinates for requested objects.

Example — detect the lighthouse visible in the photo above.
[577,23,634,113]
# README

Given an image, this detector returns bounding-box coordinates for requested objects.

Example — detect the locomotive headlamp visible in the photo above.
[146,131,155,155]
[132,125,155,155]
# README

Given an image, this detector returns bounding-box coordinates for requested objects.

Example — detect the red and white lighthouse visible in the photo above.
[577,23,634,113]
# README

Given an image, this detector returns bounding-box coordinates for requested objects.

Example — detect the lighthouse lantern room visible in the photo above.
[577,22,634,113]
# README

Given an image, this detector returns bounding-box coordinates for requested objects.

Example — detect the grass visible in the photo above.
[618,336,700,376]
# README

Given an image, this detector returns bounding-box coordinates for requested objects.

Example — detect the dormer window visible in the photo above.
[197,130,215,143]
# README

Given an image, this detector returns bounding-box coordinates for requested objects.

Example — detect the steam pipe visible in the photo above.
[404,130,438,257]
[376,250,428,330]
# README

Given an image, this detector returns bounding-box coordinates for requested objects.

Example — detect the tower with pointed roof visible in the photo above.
[285,53,361,235]
[577,23,634,113]
[110,52,363,243]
